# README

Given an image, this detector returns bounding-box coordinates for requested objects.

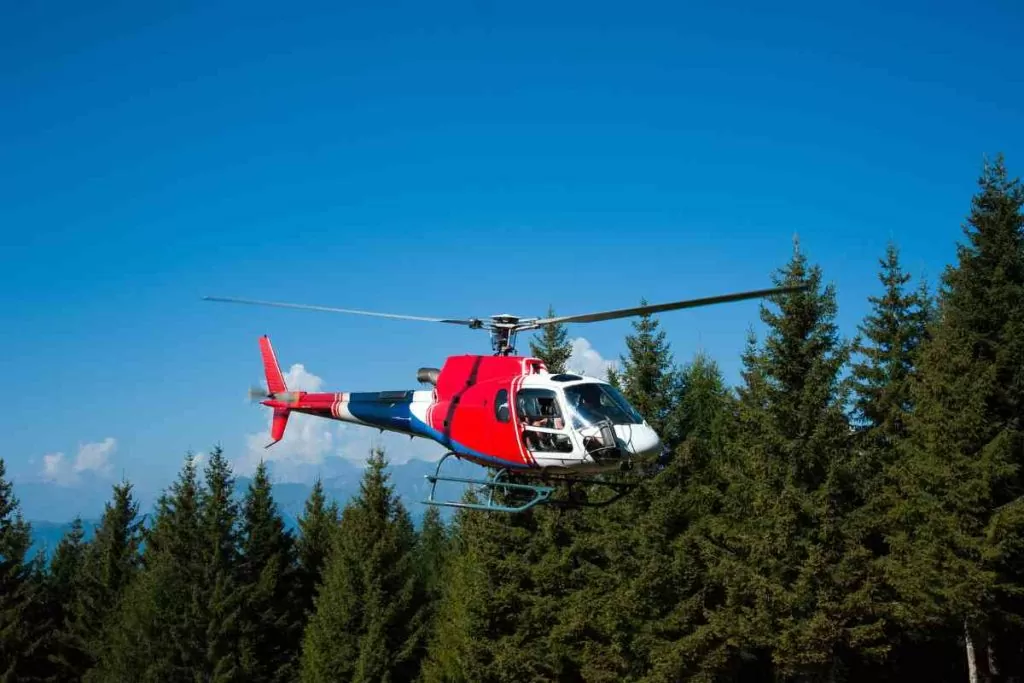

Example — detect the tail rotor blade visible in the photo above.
[248,385,270,402]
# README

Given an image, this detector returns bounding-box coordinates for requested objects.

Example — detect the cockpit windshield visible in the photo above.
[563,381,644,427]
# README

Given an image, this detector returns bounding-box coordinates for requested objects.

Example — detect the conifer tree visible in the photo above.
[839,243,947,677]
[627,351,735,680]
[89,455,204,680]
[617,302,681,448]
[529,305,573,373]
[196,446,244,680]
[91,449,244,681]
[0,457,42,682]
[887,155,1024,679]
[295,477,339,621]
[417,505,448,628]
[420,500,571,682]
[237,461,301,682]
[851,241,933,447]
[301,448,427,682]
[702,244,883,679]
[70,481,143,680]
[44,517,90,681]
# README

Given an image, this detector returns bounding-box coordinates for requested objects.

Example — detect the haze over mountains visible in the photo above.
[24,454,478,558]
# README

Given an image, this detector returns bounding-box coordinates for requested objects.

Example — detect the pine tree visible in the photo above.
[420,499,572,682]
[629,351,736,681]
[73,481,143,675]
[237,461,301,682]
[417,505,448,631]
[842,243,949,678]
[529,305,573,373]
[301,448,427,682]
[886,155,1024,680]
[295,477,339,623]
[44,518,91,681]
[701,244,883,679]
[89,455,204,680]
[617,301,681,449]
[91,449,244,682]
[196,446,244,681]
[0,457,42,682]
[851,241,933,447]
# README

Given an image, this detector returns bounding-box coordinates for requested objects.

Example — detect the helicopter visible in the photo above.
[204,285,804,513]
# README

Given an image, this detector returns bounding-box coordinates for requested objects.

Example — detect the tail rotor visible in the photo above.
[248,385,271,403]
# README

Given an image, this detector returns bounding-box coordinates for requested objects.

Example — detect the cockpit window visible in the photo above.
[564,382,644,426]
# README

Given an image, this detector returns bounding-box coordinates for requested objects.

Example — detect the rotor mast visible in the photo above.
[486,314,537,355]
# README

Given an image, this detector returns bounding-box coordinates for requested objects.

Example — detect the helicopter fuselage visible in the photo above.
[257,338,662,476]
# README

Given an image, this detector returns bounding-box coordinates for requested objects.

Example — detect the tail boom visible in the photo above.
[253,336,459,456]
[259,390,435,444]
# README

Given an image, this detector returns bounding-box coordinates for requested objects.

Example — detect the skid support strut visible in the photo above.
[422,453,555,513]
[422,452,639,513]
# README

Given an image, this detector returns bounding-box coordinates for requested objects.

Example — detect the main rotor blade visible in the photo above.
[202,296,478,326]
[530,285,810,327]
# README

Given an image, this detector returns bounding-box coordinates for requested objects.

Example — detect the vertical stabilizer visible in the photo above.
[259,335,288,394]
[259,336,290,448]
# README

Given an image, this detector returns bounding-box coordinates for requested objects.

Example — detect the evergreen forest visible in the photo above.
[2,155,1023,681]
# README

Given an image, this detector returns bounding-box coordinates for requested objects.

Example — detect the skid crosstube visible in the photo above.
[422,452,638,513]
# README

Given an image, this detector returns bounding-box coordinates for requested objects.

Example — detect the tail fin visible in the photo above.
[259,335,288,394]
[259,336,289,448]
[268,408,290,449]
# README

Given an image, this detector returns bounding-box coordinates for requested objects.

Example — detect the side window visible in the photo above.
[516,388,573,454]
[495,389,510,422]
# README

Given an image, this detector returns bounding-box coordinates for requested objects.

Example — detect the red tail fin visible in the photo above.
[259,335,288,394]
[260,336,289,448]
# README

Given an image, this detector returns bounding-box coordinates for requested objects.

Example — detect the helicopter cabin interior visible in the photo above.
[495,373,645,464]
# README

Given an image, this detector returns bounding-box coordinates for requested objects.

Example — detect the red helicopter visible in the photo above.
[204,286,801,512]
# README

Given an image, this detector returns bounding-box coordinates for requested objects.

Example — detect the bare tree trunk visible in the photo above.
[987,632,998,680]
[966,620,978,683]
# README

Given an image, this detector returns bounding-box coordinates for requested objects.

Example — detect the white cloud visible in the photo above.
[281,363,323,392]
[237,363,336,477]
[566,337,618,379]
[42,452,72,485]
[39,437,117,486]
[75,437,116,475]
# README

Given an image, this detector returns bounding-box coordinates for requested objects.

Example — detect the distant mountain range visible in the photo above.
[25,456,478,560]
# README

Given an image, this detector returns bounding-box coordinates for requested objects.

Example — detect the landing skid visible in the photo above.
[422,452,638,513]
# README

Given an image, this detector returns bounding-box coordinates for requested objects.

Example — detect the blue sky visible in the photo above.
[2,0,1022,503]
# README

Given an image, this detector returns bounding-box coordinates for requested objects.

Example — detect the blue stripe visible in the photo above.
[346,394,416,433]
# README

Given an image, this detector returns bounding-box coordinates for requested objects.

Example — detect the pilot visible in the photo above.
[518,397,546,450]
[519,397,565,452]
[536,398,564,429]
[575,385,605,423]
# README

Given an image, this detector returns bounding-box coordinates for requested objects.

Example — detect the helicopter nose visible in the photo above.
[616,424,662,460]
